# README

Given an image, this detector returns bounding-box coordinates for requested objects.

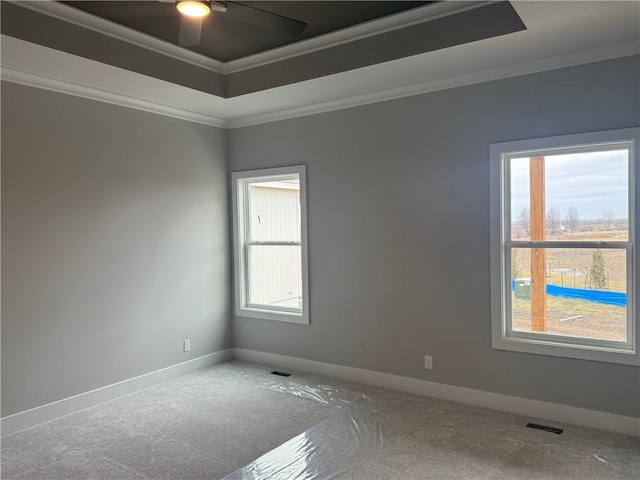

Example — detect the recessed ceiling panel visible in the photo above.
[62,1,431,62]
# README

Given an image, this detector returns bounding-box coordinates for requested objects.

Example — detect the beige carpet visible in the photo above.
[2,360,639,479]
[1,366,336,479]
[227,372,639,479]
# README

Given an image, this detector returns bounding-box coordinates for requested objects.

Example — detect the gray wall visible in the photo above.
[229,55,640,418]
[2,55,638,421]
[1,82,230,417]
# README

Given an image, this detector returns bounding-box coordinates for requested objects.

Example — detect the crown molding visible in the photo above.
[10,0,225,74]
[226,41,640,129]
[1,66,228,129]
[222,1,487,73]
[2,32,637,131]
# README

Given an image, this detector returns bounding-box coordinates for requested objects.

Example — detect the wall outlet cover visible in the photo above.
[424,355,433,369]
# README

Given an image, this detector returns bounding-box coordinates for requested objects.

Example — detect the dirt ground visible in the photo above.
[508,227,629,341]
[512,296,627,341]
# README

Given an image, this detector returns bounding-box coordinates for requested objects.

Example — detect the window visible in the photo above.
[490,129,638,365]
[232,165,309,324]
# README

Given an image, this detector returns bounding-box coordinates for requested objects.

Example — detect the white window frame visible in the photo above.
[490,128,639,365]
[232,165,309,324]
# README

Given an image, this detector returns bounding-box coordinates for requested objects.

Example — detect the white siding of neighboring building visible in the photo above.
[247,184,302,309]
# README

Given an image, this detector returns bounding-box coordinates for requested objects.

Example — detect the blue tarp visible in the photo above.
[511,281,627,306]
[546,284,627,306]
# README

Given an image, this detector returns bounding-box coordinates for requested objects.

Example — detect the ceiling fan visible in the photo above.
[159,0,307,47]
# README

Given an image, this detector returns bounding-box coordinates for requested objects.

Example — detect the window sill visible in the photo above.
[236,307,309,325]
[492,333,639,365]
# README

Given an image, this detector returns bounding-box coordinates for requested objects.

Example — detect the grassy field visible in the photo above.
[509,229,628,341]
[511,230,628,291]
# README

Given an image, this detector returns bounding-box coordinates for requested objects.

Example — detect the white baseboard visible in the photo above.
[1,349,233,436]
[4,347,637,438]
[233,348,640,438]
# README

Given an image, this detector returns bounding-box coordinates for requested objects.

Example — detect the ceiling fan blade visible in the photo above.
[226,1,307,36]
[178,15,203,46]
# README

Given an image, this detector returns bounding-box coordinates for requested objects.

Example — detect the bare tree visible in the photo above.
[564,207,580,234]
[516,207,530,236]
[547,206,561,234]
[603,210,616,230]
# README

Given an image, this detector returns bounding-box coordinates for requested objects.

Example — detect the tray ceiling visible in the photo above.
[1,1,527,96]
[1,1,638,128]
[62,1,431,62]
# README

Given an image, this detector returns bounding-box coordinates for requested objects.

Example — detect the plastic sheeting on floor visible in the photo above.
[224,412,385,479]
[219,361,639,480]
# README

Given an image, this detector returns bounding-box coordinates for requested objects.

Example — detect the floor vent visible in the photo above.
[526,423,563,434]
[270,370,292,377]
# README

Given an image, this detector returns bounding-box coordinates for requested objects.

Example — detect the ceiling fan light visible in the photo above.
[177,1,211,18]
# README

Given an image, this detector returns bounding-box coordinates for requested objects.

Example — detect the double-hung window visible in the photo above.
[490,128,638,365]
[232,165,309,324]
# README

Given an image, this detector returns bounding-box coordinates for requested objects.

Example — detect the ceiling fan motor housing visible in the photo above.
[210,2,228,13]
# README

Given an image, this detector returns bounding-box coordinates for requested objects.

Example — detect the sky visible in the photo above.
[510,149,629,221]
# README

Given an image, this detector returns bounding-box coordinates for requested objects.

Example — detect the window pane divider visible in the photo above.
[508,241,631,249]
[247,241,301,246]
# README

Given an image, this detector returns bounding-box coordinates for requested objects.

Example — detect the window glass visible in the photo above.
[510,150,629,242]
[248,245,302,309]
[510,247,627,342]
[248,179,301,243]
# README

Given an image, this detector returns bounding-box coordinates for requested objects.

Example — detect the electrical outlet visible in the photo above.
[183,339,191,352]
[424,355,433,370]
